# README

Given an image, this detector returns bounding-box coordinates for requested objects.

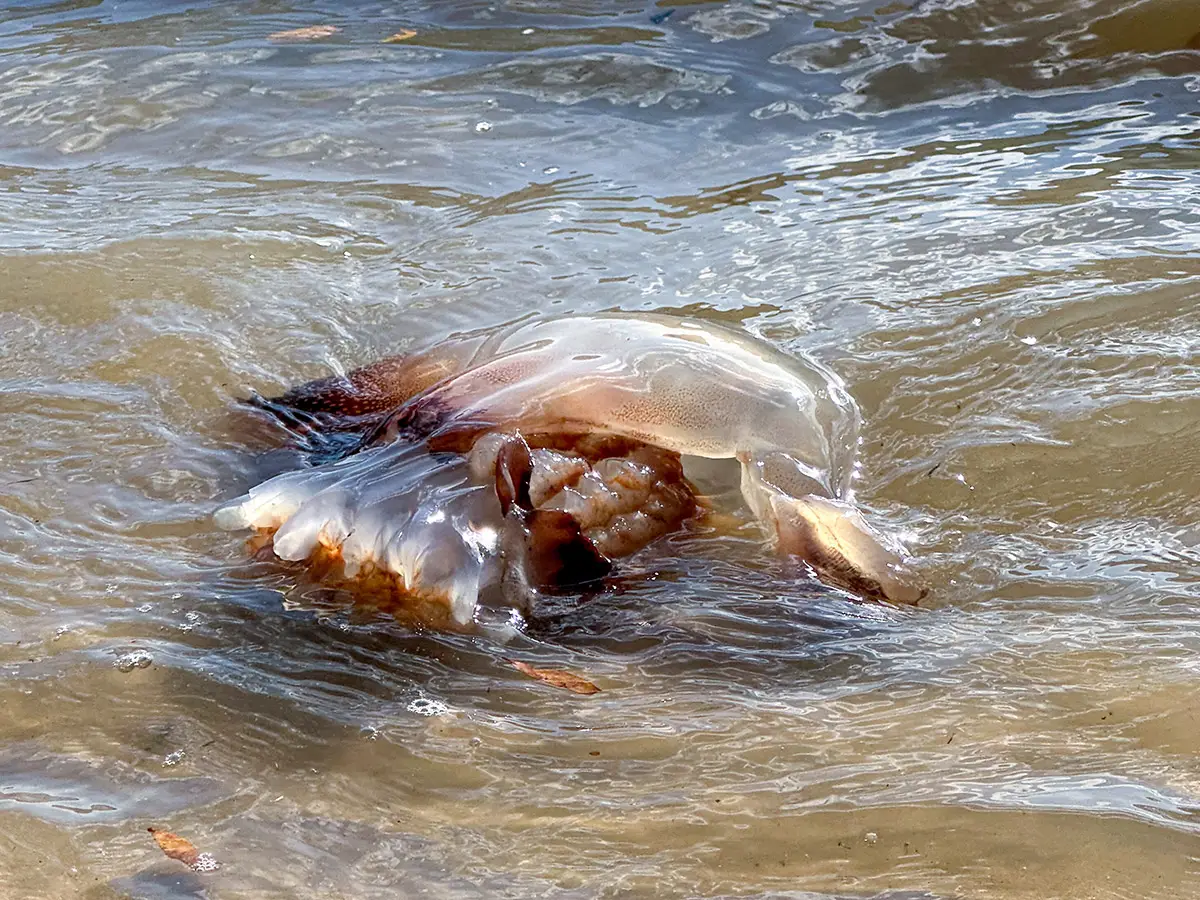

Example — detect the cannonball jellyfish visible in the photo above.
[217,313,926,627]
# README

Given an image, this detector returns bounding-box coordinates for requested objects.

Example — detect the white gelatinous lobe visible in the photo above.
[213,464,347,533]
[220,441,498,624]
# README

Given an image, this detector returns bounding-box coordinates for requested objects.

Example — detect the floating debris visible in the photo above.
[269,25,340,42]
[114,650,152,672]
[509,660,601,695]
[148,827,220,872]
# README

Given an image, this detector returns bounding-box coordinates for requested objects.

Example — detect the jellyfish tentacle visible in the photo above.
[738,449,926,605]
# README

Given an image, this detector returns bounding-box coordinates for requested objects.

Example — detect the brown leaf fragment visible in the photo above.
[148,830,211,868]
[383,29,418,43]
[269,25,340,42]
[509,660,601,695]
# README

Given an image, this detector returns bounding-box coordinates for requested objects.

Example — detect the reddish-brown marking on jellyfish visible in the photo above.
[247,532,468,631]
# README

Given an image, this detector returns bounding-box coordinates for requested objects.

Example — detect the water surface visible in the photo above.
[2,1,1200,897]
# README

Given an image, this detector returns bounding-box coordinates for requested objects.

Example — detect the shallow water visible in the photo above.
[2,1,1200,898]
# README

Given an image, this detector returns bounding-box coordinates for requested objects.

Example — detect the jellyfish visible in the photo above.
[217,314,925,627]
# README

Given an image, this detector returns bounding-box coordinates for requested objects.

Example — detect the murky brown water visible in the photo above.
[2,1,1200,897]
